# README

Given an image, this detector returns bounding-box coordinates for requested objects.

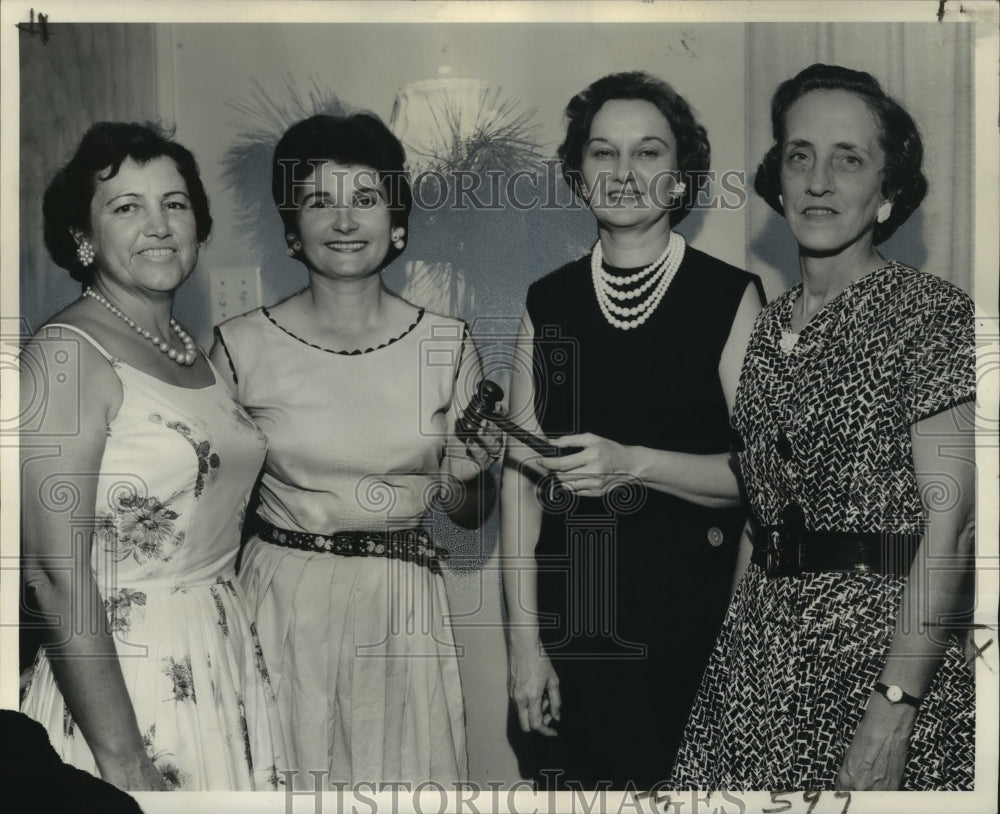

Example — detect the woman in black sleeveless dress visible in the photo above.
[500,72,763,789]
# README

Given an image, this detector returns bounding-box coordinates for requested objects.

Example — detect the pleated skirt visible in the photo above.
[238,535,468,789]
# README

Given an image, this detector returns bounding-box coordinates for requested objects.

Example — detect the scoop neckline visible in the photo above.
[43,321,218,391]
[260,306,426,356]
[114,355,219,391]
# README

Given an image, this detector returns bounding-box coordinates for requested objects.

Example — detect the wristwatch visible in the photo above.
[874,681,922,708]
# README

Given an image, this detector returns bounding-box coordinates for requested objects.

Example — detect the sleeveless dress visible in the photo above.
[522,245,761,789]
[670,263,976,789]
[20,325,285,791]
[214,306,469,787]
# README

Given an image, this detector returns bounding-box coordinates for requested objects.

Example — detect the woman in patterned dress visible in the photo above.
[671,63,976,790]
[20,122,285,790]
[501,71,763,789]
[211,114,499,787]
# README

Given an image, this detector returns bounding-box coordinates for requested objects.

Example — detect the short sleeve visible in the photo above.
[903,284,975,424]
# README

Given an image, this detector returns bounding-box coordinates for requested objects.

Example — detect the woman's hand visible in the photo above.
[836,693,917,790]
[446,414,504,483]
[97,751,169,792]
[509,641,561,737]
[536,433,636,497]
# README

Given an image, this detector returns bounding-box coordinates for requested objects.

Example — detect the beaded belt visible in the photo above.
[258,521,448,574]
[750,505,922,578]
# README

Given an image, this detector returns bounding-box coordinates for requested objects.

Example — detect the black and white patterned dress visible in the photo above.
[670,262,976,790]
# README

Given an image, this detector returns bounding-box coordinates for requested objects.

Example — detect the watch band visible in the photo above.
[874,681,922,708]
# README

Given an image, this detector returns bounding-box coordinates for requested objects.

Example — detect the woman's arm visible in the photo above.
[837,405,976,790]
[500,313,561,736]
[20,335,166,791]
[540,283,763,506]
[441,329,499,529]
[729,521,755,600]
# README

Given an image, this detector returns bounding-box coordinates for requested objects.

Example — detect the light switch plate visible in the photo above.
[209,266,262,326]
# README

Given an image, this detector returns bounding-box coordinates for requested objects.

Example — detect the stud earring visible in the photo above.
[778,193,784,208]
[286,233,302,257]
[76,239,95,267]
[876,200,892,224]
[392,230,406,250]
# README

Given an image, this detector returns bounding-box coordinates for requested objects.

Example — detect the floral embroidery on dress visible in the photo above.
[104,588,147,634]
[158,762,190,791]
[143,726,190,790]
[148,414,221,498]
[21,649,42,699]
[266,764,283,789]
[162,656,196,703]
[237,696,253,774]
[62,703,75,738]
[249,623,275,695]
[209,584,230,637]
[103,493,182,565]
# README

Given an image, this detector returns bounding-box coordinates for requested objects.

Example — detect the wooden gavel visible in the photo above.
[456,379,579,457]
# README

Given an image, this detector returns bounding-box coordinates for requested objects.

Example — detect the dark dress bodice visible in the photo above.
[521,245,761,787]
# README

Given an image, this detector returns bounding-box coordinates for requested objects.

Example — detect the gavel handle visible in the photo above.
[464,379,580,457]
[489,415,581,458]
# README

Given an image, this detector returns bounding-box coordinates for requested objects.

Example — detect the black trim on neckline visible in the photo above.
[260,306,426,356]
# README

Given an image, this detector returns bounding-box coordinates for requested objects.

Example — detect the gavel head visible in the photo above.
[455,379,505,442]
[476,380,504,415]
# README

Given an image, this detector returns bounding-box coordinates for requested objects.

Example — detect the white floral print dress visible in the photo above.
[21,325,285,790]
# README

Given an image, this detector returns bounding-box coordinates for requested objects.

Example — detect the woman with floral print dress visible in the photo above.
[20,122,285,791]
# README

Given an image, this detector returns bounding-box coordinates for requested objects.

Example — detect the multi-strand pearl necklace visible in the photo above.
[591,231,686,330]
[83,287,197,366]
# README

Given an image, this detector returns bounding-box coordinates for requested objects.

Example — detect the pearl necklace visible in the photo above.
[591,231,686,330]
[83,288,198,366]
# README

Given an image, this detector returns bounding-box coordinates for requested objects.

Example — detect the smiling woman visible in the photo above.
[210,113,502,788]
[78,157,201,297]
[671,64,975,792]
[501,72,764,790]
[777,90,890,263]
[19,122,286,791]
[295,161,395,282]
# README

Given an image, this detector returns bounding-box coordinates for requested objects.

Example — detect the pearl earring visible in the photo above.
[876,200,892,224]
[392,230,405,250]
[76,239,95,267]
[778,193,784,207]
[286,233,302,256]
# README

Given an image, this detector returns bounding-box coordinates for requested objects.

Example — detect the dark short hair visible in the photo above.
[753,63,927,245]
[271,113,412,268]
[557,71,711,226]
[42,122,212,285]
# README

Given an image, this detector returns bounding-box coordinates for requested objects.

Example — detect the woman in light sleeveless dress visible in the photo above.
[20,123,285,791]
[212,114,498,787]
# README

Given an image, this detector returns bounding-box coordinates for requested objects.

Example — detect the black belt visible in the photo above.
[750,505,922,578]
[258,521,448,574]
